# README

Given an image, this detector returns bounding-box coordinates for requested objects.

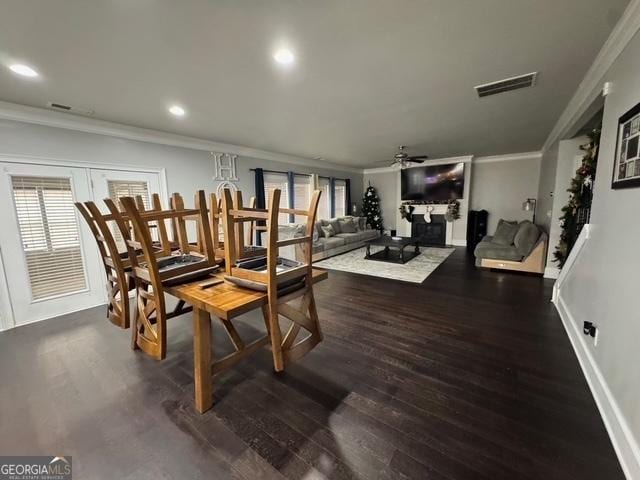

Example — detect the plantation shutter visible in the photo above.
[293,174,312,223]
[11,176,87,301]
[107,180,151,246]
[334,179,347,217]
[264,172,290,224]
[317,177,331,220]
[107,180,151,209]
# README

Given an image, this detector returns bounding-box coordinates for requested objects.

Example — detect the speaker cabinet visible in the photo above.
[467,210,488,253]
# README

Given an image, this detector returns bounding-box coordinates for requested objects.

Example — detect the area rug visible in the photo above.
[314,246,455,283]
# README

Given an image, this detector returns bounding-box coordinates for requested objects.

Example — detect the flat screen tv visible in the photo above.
[401,162,465,201]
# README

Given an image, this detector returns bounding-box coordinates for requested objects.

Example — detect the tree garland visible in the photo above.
[554,128,601,267]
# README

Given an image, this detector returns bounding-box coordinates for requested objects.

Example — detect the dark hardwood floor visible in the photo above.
[0,249,624,479]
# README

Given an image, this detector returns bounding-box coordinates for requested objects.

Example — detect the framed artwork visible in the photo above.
[612,101,640,189]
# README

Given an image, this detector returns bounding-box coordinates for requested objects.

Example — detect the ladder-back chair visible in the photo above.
[75,201,133,329]
[221,188,323,371]
[75,193,173,329]
[116,190,218,360]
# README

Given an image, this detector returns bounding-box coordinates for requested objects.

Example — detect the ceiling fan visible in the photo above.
[390,145,429,167]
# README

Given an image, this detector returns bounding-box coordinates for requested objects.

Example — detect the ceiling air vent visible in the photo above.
[475,72,538,98]
[46,102,94,116]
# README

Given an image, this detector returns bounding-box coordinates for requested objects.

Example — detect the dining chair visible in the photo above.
[115,190,218,360]
[75,201,134,329]
[220,187,323,371]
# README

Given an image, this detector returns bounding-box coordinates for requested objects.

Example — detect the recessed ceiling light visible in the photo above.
[9,64,39,78]
[168,105,185,117]
[273,49,295,65]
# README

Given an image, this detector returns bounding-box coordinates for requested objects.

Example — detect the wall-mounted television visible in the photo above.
[401,162,465,202]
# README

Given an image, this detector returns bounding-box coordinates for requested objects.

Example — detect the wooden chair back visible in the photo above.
[75,200,132,329]
[116,190,217,360]
[221,187,322,371]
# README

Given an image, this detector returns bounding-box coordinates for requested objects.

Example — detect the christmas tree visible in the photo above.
[362,183,383,231]
[554,128,600,268]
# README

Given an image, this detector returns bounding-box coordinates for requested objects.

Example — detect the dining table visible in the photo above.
[164,267,328,413]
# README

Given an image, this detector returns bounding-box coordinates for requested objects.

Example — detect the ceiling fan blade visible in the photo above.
[407,159,425,164]
[408,155,429,160]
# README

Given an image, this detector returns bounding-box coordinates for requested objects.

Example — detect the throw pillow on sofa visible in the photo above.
[339,218,358,233]
[514,221,540,256]
[321,224,336,238]
[358,217,367,230]
[493,219,519,246]
[323,218,341,234]
[293,223,319,242]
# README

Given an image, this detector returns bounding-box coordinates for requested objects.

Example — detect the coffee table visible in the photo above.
[365,236,420,264]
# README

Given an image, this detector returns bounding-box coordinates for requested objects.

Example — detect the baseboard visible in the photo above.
[554,296,640,480]
[544,266,560,279]
[452,239,467,247]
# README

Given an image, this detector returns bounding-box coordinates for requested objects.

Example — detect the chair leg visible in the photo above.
[261,304,271,335]
[276,287,323,366]
[306,289,323,342]
[131,289,142,351]
[264,303,284,372]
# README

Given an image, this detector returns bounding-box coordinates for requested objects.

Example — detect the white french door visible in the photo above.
[0,162,104,326]
[0,163,165,328]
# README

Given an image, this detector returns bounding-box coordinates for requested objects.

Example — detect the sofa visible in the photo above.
[474,219,547,274]
[275,216,380,262]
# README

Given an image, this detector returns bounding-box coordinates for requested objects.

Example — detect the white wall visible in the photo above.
[0,120,362,209]
[556,29,640,477]
[470,156,541,233]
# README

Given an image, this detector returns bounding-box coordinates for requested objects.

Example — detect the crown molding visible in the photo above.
[542,0,640,152]
[362,165,401,174]
[363,155,473,174]
[474,151,542,164]
[0,101,362,174]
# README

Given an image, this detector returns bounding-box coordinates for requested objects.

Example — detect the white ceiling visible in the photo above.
[0,0,629,167]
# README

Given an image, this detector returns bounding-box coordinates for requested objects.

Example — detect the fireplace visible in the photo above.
[411,214,446,246]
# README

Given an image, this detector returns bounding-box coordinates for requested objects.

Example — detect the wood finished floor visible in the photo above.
[0,249,624,479]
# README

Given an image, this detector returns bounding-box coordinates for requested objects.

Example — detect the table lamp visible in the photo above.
[522,198,537,223]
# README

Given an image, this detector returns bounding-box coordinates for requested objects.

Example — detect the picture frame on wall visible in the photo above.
[612,101,640,189]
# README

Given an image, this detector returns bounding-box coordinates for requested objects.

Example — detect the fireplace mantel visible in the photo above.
[397,204,454,245]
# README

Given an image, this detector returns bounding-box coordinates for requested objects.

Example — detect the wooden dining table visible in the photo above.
[164,268,328,413]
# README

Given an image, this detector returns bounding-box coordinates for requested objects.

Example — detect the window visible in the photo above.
[317,177,331,220]
[11,176,87,301]
[264,172,290,224]
[107,180,151,209]
[258,172,348,223]
[334,179,347,217]
[107,180,152,246]
[293,174,312,223]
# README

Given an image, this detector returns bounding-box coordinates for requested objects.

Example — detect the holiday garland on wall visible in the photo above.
[554,128,601,268]
[362,183,383,231]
